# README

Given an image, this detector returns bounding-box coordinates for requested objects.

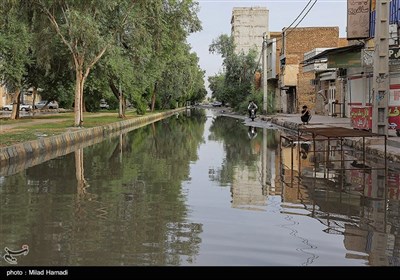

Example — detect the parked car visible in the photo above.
[212,101,222,107]
[34,100,59,109]
[100,100,110,109]
[2,103,32,111]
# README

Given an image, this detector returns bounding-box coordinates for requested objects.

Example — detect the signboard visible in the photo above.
[389,87,400,106]
[389,88,400,132]
[363,48,400,66]
[350,105,399,131]
[389,47,400,60]
[388,106,400,130]
[350,106,372,130]
[327,52,361,68]
[347,0,371,39]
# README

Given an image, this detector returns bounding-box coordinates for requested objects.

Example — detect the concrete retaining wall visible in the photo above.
[0,109,183,176]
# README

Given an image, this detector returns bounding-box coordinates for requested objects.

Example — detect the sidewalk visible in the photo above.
[217,109,400,163]
[267,113,400,164]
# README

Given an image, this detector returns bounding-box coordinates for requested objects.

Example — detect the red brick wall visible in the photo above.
[281,27,340,112]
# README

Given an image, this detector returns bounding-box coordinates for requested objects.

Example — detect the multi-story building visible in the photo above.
[265,32,282,113]
[278,27,342,114]
[231,7,269,55]
[303,38,349,117]
[303,1,400,136]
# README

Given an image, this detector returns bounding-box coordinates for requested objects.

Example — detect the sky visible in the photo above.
[187,0,348,93]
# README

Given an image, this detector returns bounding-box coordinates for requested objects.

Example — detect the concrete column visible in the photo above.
[372,0,390,135]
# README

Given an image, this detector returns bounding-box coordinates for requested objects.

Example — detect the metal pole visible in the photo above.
[262,33,268,115]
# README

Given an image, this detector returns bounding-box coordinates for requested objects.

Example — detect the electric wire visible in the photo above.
[253,0,318,73]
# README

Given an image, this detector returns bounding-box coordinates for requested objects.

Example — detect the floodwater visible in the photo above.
[0,108,399,266]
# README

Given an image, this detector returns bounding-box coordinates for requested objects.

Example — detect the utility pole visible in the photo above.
[372,0,390,136]
[262,33,268,115]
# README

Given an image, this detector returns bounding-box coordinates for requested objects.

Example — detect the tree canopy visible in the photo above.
[208,34,261,112]
[0,0,206,123]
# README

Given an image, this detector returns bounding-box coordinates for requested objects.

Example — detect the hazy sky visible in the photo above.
[187,0,348,92]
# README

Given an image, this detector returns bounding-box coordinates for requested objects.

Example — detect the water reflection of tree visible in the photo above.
[0,109,206,265]
[208,116,262,185]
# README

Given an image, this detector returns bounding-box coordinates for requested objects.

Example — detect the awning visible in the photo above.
[303,44,365,64]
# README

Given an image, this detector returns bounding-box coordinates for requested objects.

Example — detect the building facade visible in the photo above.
[231,7,269,55]
[302,1,400,136]
[265,32,282,113]
[303,37,349,117]
[278,27,341,114]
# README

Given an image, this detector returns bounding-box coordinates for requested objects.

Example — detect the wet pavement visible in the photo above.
[215,108,400,163]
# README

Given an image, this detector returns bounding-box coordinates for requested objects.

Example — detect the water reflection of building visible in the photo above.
[230,128,286,211]
[263,129,282,197]
[277,130,400,266]
[231,164,266,211]
[279,139,313,204]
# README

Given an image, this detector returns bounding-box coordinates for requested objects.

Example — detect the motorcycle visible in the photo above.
[249,108,256,121]
[248,126,257,139]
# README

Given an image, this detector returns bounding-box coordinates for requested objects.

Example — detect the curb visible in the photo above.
[269,117,400,164]
[0,109,183,176]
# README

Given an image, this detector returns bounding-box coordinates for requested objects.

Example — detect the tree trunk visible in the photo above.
[74,70,84,127]
[151,83,157,112]
[82,95,86,113]
[118,93,126,118]
[109,80,126,118]
[32,88,37,116]
[10,89,21,120]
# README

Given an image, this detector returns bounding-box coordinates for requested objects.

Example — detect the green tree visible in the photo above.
[145,0,202,111]
[209,34,261,111]
[208,74,226,103]
[157,43,206,109]
[32,0,140,126]
[0,1,32,120]
[85,0,204,116]
[26,39,75,110]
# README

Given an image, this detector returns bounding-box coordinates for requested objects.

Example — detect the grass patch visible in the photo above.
[0,131,44,147]
[82,116,128,127]
[0,110,164,147]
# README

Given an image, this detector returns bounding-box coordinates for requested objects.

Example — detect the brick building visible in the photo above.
[279,27,342,114]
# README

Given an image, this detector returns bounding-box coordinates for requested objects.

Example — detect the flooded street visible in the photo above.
[1,108,400,266]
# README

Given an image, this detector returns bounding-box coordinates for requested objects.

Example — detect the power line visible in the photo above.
[282,0,318,41]
[254,0,318,73]
[285,0,313,31]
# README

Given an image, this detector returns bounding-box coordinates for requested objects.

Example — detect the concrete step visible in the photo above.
[388,137,400,149]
